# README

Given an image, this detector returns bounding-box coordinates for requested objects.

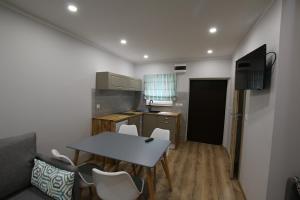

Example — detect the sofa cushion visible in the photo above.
[0,133,36,199]
[6,186,53,200]
[285,177,300,200]
[31,159,75,200]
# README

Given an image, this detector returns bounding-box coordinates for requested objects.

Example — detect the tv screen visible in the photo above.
[235,44,267,90]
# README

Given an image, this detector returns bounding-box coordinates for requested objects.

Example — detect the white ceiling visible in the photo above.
[4,0,272,64]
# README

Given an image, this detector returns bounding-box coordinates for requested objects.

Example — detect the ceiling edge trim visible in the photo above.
[135,55,233,65]
[0,0,134,64]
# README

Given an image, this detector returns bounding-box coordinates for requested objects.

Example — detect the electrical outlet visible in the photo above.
[96,104,101,112]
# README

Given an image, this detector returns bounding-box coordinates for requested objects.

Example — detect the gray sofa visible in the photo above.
[285,177,300,200]
[0,133,80,200]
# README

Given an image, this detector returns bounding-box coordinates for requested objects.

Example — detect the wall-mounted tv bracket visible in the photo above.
[266,52,277,72]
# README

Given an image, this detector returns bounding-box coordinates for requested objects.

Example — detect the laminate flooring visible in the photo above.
[82,141,245,200]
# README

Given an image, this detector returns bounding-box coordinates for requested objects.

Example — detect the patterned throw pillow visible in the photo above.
[31,159,74,200]
[294,176,300,196]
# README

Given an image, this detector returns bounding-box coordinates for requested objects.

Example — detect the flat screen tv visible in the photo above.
[235,44,267,90]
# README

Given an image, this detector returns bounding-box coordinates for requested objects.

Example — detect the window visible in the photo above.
[144,73,177,106]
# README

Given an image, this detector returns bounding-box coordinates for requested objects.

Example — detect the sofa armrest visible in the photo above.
[285,177,300,200]
[35,153,80,200]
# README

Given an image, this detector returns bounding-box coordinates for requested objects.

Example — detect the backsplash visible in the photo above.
[92,89,141,116]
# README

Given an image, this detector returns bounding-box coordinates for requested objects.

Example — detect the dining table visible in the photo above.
[67,132,172,200]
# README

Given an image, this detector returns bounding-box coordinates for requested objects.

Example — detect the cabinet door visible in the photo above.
[157,116,176,144]
[128,116,142,135]
[110,74,128,90]
[142,115,157,137]
[128,79,142,91]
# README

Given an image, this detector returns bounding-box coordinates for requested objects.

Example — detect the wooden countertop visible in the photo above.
[143,111,181,117]
[93,111,180,122]
[93,114,130,122]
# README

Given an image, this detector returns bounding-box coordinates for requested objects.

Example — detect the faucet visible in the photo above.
[148,100,153,112]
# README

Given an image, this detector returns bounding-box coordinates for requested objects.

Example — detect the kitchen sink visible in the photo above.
[148,110,160,113]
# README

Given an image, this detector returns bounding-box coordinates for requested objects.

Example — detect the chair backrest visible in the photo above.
[150,128,170,141]
[51,149,75,166]
[51,149,92,185]
[118,125,138,136]
[92,168,141,200]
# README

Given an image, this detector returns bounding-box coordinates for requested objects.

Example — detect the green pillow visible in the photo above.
[31,159,74,200]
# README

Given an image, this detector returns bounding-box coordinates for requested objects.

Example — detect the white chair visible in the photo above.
[92,168,146,200]
[118,124,139,136]
[150,128,170,141]
[51,149,103,197]
[150,128,171,184]
[117,125,139,173]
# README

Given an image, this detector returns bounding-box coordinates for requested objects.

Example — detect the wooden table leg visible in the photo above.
[103,157,106,168]
[73,150,79,165]
[146,167,155,200]
[161,154,172,191]
[132,164,137,176]
[153,165,157,190]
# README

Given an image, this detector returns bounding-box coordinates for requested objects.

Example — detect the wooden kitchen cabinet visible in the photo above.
[96,72,142,91]
[143,113,180,149]
[128,115,142,135]
[92,118,118,135]
[142,114,158,137]
[128,78,142,91]
[93,112,180,148]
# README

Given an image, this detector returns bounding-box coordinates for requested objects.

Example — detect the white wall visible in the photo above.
[266,0,300,199]
[232,0,282,199]
[135,59,233,148]
[135,59,232,92]
[0,6,135,157]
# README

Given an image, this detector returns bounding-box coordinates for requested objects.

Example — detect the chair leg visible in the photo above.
[102,157,106,168]
[132,164,137,176]
[114,161,120,171]
[153,166,157,190]
[79,187,83,199]
[136,166,143,176]
[89,186,93,198]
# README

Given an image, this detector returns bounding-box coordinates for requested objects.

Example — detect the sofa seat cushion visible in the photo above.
[0,133,36,199]
[31,159,75,200]
[6,186,53,200]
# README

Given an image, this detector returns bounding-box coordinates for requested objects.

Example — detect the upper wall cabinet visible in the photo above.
[96,72,142,91]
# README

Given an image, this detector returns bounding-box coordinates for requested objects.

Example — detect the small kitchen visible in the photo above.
[92,72,182,149]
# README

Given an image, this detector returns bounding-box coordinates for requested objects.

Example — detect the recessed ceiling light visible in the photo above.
[207,49,213,54]
[209,27,217,34]
[143,54,149,59]
[67,4,78,13]
[120,39,127,45]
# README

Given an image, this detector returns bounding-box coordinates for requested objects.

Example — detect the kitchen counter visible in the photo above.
[93,111,180,122]
[93,112,143,122]
[143,111,181,117]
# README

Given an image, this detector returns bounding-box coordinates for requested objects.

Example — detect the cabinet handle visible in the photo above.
[159,121,169,124]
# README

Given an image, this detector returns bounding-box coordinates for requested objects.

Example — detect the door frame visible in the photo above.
[186,78,231,146]
[229,90,246,179]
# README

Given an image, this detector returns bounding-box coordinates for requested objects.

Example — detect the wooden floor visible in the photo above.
[82,141,245,200]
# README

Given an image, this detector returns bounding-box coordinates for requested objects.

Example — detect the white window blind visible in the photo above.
[144,73,177,102]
